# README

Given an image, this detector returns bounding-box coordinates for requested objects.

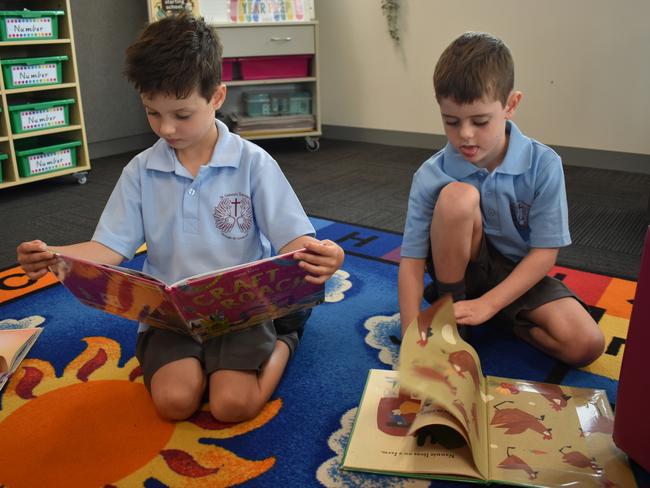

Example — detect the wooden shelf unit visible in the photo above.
[213,21,321,151]
[0,0,90,189]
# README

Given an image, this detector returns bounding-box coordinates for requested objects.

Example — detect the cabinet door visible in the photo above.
[220,25,315,57]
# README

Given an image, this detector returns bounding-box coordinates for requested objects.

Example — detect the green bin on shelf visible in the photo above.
[0,10,64,41]
[8,98,75,133]
[15,139,81,178]
[1,55,68,89]
[0,153,7,183]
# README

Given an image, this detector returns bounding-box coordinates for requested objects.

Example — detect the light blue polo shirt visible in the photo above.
[401,121,571,263]
[93,118,315,290]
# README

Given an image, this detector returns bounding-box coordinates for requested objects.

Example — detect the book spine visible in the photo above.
[167,286,185,324]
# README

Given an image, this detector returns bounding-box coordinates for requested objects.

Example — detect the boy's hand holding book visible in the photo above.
[293,238,345,284]
[17,240,58,281]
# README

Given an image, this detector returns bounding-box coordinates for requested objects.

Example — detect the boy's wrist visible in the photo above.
[479,291,504,316]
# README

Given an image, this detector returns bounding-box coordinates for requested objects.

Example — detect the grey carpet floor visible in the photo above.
[1,138,648,280]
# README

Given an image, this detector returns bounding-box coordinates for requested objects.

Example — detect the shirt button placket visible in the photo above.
[184,185,199,233]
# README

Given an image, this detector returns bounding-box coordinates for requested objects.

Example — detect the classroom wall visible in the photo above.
[67,1,649,171]
[70,0,155,159]
[315,0,650,158]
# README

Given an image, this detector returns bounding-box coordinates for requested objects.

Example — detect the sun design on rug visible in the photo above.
[364,312,401,367]
[325,268,352,303]
[0,336,280,488]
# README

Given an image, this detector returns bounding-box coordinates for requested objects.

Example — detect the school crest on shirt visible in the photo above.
[511,201,531,230]
[213,192,253,240]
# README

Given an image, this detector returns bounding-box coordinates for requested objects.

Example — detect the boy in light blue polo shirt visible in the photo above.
[17,14,344,423]
[399,32,604,367]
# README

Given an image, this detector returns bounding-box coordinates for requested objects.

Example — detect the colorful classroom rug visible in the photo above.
[0,216,637,487]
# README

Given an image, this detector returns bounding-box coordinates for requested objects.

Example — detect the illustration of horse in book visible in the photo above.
[490,401,552,440]
[530,383,571,411]
[448,350,480,389]
[410,362,457,395]
[559,445,601,472]
[497,446,538,480]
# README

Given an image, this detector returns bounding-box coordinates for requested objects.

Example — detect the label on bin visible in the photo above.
[5,18,54,39]
[28,149,73,174]
[11,64,58,86]
[20,107,66,130]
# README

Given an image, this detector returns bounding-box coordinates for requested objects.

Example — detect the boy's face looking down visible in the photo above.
[439,91,521,172]
[142,85,226,152]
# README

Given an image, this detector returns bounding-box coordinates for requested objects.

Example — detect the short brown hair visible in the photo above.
[433,32,514,106]
[124,14,222,101]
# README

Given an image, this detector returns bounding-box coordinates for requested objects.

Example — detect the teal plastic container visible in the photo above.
[1,55,68,89]
[243,92,272,117]
[15,139,81,177]
[270,93,290,115]
[8,98,75,133]
[288,92,312,115]
[244,91,312,116]
[0,10,64,41]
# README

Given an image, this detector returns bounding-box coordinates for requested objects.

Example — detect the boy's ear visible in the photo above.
[505,91,522,118]
[211,84,227,110]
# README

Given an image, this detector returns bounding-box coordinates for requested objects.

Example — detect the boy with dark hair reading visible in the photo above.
[398,32,604,367]
[17,14,344,422]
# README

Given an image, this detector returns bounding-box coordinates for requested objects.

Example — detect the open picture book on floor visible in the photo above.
[342,296,635,487]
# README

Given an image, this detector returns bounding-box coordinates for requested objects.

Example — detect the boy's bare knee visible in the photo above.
[436,182,480,219]
[209,390,260,423]
[151,385,203,421]
[562,326,605,368]
[573,329,605,367]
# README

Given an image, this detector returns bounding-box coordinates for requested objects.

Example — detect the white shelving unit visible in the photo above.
[0,0,91,189]
[214,21,321,151]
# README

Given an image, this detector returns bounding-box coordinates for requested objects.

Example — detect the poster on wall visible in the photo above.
[148,0,201,21]
[226,0,315,23]
[147,0,315,23]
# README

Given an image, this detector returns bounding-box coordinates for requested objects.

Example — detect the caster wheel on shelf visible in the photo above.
[74,172,88,185]
[305,137,320,152]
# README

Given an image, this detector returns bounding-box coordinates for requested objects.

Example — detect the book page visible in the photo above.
[407,401,471,447]
[486,376,636,487]
[170,249,324,340]
[50,254,188,334]
[0,328,42,374]
[169,249,301,287]
[50,253,163,284]
[398,297,489,479]
[341,369,484,481]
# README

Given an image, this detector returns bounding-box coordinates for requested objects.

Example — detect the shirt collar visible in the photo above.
[146,118,242,172]
[442,120,531,178]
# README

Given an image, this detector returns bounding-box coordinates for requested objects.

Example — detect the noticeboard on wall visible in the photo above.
[148,0,315,24]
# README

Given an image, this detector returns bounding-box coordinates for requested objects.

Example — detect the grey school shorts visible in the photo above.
[136,309,311,391]
[426,236,583,327]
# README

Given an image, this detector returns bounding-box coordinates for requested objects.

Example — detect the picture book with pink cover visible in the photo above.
[342,296,636,487]
[49,249,324,342]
